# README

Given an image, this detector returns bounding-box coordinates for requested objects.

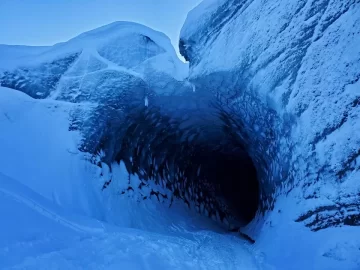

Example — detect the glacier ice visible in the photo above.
[0,1,360,269]
[180,0,360,268]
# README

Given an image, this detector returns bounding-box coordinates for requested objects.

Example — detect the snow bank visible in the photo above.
[0,86,99,216]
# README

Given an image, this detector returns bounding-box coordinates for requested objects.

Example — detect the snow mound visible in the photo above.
[0,21,188,100]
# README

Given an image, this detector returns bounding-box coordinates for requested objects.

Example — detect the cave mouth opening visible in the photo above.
[102,104,261,229]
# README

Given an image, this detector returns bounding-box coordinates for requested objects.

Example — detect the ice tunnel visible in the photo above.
[81,80,265,231]
[0,20,268,235]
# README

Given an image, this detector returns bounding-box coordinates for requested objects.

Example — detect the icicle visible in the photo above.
[200,203,204,213]
[216,211,221,222]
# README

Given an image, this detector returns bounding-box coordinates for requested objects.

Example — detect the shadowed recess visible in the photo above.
[95,104,260,228]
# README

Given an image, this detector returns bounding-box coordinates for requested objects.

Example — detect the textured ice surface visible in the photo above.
[181,0,360,229]
[181,0,360,268]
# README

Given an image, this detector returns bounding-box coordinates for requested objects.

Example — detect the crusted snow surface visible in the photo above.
[180,0,228,41]
[181,0,360,269]
[0,21,189,101]
[0,21,186,75]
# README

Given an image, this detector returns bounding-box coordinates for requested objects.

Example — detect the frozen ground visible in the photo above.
[0,173,259,270]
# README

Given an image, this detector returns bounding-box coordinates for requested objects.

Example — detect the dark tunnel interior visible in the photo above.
[100,104,261,229]
[194,148,259,225]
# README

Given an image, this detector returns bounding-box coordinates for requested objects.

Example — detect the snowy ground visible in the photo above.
[0,170,260,269]
[252,193,360,270]
[0,87,261,269]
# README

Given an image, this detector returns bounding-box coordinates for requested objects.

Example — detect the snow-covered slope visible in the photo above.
[0,87,94,213]
[181,0,360,268]
[0,21,188,101]
[0,21,187,77]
